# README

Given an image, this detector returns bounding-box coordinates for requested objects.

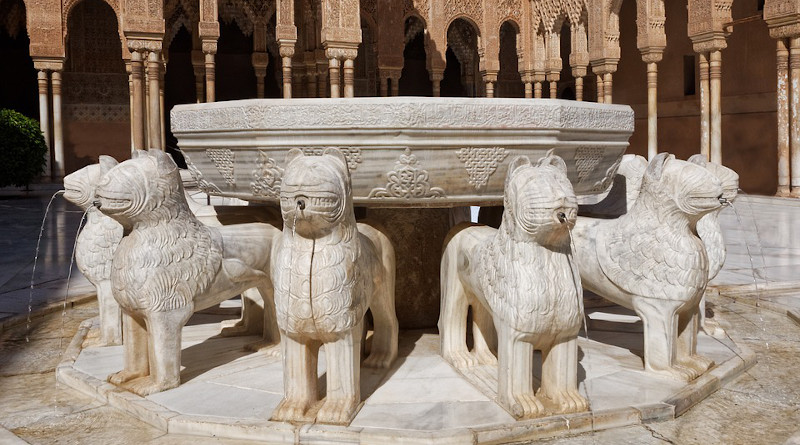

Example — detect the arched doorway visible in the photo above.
[63,0,128,173]
[497,21,523,98]
[399,15,432,96]
[442,18,479,97]
[0,0,37,118]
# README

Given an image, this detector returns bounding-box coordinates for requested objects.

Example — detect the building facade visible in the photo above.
[0,0,797,195]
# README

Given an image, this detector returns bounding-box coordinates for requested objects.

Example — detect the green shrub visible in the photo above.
[0,108,48,188]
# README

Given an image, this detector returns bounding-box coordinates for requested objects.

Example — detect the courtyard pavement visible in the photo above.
[0,186,799,444]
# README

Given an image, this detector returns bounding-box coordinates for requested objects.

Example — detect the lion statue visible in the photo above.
[571,152,724,382]
[64,156,124,346]
[94,149,281,396]
[270,148,398,425]
[688,154,739,337]
[439,152,588,419]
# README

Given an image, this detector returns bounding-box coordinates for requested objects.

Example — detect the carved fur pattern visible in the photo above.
[274,222,369,334]
[598,173,708,303]
[76,206,123,282]
[477,216,582,334]
[108,160,223,312]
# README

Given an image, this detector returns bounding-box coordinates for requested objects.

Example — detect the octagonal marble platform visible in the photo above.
[56,304,755,445]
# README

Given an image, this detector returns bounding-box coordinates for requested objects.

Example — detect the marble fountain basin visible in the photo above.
[170,97,634,207]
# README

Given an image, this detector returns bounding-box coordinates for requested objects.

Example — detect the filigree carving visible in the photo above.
[440,153,587,419]
[302,147,362,171]
[206,148,235,185]
[456,147,508,190]
[369,148,446,199]
[574,146,603,183]
[250,151,284,198]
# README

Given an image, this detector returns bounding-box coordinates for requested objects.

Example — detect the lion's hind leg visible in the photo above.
[439,233,477,368]
[539,337,588,414]
[364,229,398,369]
[471,303,497,366]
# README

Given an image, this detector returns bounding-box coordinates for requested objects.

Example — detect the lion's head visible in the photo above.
[63,156,118,210]
[95,150,185,227]
[280,147,352,239]
[638,153,724,221]
[687,154,739,205]
[503,151,577,245]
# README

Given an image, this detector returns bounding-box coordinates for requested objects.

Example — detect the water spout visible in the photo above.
[59,209,89,349]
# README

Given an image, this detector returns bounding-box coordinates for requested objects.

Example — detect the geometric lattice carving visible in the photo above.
[302,147,363,171]
[574,146,604,183]
[457,147,508,190]
[206,148,236,185]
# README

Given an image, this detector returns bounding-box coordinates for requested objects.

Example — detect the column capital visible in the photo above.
[32,58,64,72]
[278,40,297,59]
[128,38,163,54]
[252,51,269,69]
[325,45,359,61]
[640,47,664,64]
[202,40,218,55]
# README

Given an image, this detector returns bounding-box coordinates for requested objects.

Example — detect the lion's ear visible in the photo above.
[645,152,672,182]
[537,153,568,175]
[286,148,304,165]
[687,154,708,168]
[150,149,177,176]
[98,155,118,173]
[322,147,348,171]
[505,155,531,188]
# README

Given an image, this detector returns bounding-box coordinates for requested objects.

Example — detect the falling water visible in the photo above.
[26,190,65,342]
[736,191,770,287]
[59,209,89,349]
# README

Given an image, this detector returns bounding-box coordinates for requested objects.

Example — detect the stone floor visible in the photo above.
[1,190,799,443]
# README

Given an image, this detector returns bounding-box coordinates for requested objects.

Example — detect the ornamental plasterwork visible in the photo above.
[369,148,446,199]
[302,147,363,171]
[457,147,508,190]
[444,0,482,26]
[206,148,236,185]
[250,151,283,198]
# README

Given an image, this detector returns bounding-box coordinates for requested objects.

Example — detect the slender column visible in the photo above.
[204,52,216,102]
[790,37,800,196]
[534,81,542,98]
[390,76,400,97]
[380,76,389,96]
[131,51,146,150]
[547,74,558,99]
[147,50,162,150]
[575,76,584,101]
[253,52,268,99]
[699,52,711,160]
[126,62,134,150]
[596,74,604,103]
[328,57,341,98]
[51,70,64,177]
[343,58,355,98]
[431,70,443,97]
[318,68,328,98]
[192,50,205,103]
[709,50,722,165]
[603,73,613,103]
[37,70,51,176]
[777,39,791,196]
[280,44,295,99]
[159,60,166,150]
[647,62,658,160]
[485,81,495,98]
[524,81,532,99]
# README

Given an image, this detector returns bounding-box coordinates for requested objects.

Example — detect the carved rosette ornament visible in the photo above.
[206,148,235,185]
[457,147,508,190]
[302,147,362,171]
[369,148,446,199]
[250,151,284,198]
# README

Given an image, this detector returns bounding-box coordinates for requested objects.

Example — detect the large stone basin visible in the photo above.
[171,97,634,207]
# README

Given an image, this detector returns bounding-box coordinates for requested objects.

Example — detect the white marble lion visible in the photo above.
[63,156,124,346]
[571,152,724,382]
[439,152,588,419]
[94,149,280,396]
[270,148,398,425]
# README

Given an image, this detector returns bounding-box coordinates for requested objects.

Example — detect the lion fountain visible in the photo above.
[439,152,588,419]
[270,148,399,425]
[93,149,281,396]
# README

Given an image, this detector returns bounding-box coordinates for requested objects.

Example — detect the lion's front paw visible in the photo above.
[219,319,254,337]
[508,392,545,419]
[122,376,177,396]
[316,396,359,425]
[474,349,498,366]
[271,397,310,423]
[443,350,479,369]
[544,387,589,414]
[363,350,396,369]
[108,369,146,385]
[701,319,726,338]
[680,354,714,375]
[648,363,699,382]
